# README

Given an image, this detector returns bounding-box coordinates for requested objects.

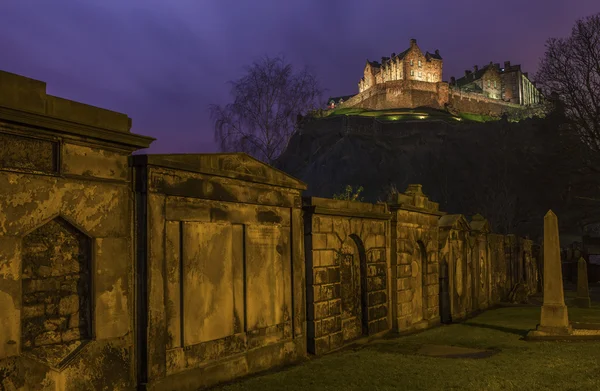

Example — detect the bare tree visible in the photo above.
[535,12,600,151]
[210,56,323,163]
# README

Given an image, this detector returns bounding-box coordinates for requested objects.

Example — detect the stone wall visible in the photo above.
[302,197,390,354]
[0,69,541,390]
[448,90,524,117]
[130,153,307,391]
[438,215,538,322]
[339,79,533,118]
[388,185,444,331]
[0,70,154,390]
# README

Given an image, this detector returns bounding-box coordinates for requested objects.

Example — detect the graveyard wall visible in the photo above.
[0,70,154,391]
[0,69,542,389]
[388,185,444,332]
[131,153,307,391]
[302,197,390,355]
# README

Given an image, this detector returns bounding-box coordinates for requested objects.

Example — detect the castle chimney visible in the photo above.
[465,70,472,77]
[410,38,417,47]
[392,52,396,57]
[435,49,440,55]
[474,65,479,72]
[494,63,500,69]
[504,61,511,68]
[450,76,456,84]
[524,72,529,78]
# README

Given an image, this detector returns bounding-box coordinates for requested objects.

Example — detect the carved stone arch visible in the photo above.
[411,240,428,323]
[349,234,369,335]
[20,215,93,369]
[339,234,368,342]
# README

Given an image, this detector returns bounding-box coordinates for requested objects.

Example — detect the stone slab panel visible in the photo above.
[165,221,181,349]
[182,222,235,345]
[165,196,290,226]
[61,142,129,181]
[245,224,290,330]
[148,193,167,379]
[291,208,305,337]
[0,131,58,173]
[95,237,130,340]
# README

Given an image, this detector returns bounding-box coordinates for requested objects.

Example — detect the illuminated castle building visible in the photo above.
[328,38,541,116]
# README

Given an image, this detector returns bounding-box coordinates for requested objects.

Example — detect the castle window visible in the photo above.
[410,70,414,76]
[418,60,422,67]
[410,60,414,66]
[418,72,422,78]
[487,80,490,87]
[494,80,497,88]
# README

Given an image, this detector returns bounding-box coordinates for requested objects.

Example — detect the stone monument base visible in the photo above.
[539,303,570,329]
[527,323,573,337]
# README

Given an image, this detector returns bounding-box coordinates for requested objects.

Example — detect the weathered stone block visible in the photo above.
[400,302,412,315]
[397,252,412,265]
[318,250,338,267]
[22,304,44,318]
[312,233,328,250]
[396,316,412,330]
[327,267,341,284]
[368,291,387,306]
[326,233,341,248]
[368,304,387,320]
[367,276,386,291]
[397,264,412,277]
[319,217,333,233]
[314,301,329,320]
[321,316,341,335]
[62,328,81,342]
[314,268,328,285]
[330,331,344,349]
[426,284,438,296]
[396,278,411,291]
[307,285,320,303]
[367,263,386,277]
[328,299,342,316]
[397,289,413,303]
[35,330,61,346]
[310,319,322,338]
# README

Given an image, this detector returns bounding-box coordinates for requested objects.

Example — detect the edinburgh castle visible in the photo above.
[329,38,542,117]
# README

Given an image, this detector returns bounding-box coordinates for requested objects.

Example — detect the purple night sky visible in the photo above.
[1,1,598,154]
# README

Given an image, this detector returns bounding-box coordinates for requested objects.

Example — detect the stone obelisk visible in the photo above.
[532,210,572,335]
[575,257,591,308]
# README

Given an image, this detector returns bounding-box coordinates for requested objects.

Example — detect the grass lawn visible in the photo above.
[211,301,600,391]
[458,112,497,122]
[324,107,467,123]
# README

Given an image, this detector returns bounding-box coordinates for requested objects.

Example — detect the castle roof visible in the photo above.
[426,50,443,60]
[454,63,498,87]
[368,43,441,68]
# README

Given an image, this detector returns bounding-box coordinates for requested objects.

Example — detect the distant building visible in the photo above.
[451,61,541,106]
[327,95,356,109]
[326,37,543,116]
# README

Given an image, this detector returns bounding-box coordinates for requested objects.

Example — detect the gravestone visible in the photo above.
[529,210,572,336]
[575,257,591,308]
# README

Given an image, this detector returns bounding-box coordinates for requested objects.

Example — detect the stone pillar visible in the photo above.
[534,210,571,335]
[575,257,591,308]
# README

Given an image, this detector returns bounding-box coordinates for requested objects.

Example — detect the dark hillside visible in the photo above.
[275,113,600,241]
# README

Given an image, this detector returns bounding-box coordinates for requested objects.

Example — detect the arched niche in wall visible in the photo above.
[20,216,93,369]
[339,234,368,342]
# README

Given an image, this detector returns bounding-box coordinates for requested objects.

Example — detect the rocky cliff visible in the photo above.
[275,113,600,240]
